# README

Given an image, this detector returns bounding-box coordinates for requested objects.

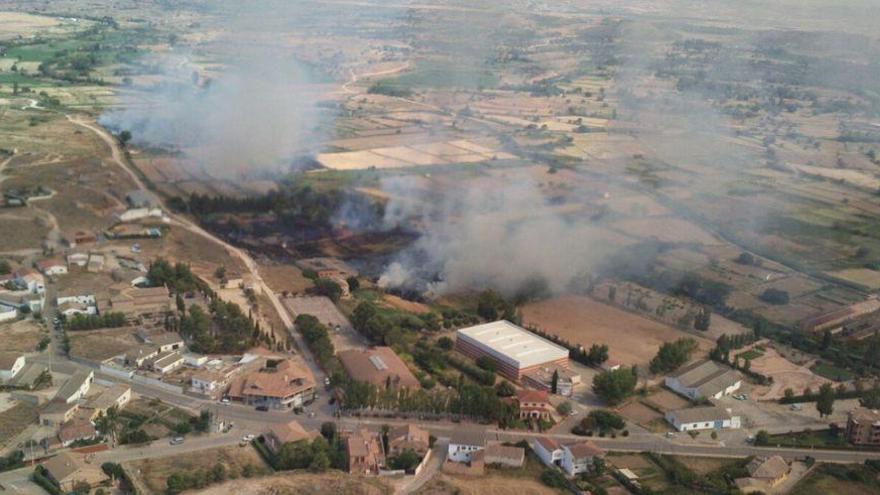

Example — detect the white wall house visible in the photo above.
[117,207,163,223]
[560,441,605,477]
[665,406,741,432]
[57,294,96,306]
[56,370,94,404]
[0,302,17,322]
[532,437,565,468]
[0,353,26,383]
[447,431,486,463]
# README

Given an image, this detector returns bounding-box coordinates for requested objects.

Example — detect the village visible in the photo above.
[2,0,880,494]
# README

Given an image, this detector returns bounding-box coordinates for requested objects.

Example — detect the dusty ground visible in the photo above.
[68,327,140,362]
[127,445,270,494]
[258,262,313,295]
[285,296,367,352]
[521,295,713,367]
[383,294,430,314]
[190,471,392,495]
[418,474,558,495]
[747,345,829,400]
[643,389,690,412]
[0,402,38,449]
[0,319,44,353]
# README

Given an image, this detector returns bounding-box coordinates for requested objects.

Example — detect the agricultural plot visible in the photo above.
[747,345,830,400]
[316,139,515,171]
[0,401,38,449]
[68,327,141,363]
[521,295,713,367]
[191,472,391,495]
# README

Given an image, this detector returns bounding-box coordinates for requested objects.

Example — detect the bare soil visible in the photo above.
[522,295,713,367]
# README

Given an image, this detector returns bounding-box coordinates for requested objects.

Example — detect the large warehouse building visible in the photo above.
[455,320,570,381]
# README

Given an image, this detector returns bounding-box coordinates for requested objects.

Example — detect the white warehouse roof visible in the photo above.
[456,320,569,370]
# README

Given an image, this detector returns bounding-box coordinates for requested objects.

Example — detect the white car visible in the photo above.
[170,436,185,445]
[242,434,255,442]
[220,397,230,405]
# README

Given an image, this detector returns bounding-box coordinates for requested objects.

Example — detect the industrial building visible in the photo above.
[455,320,570,381]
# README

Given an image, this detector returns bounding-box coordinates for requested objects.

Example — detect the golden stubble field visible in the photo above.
[521,295,714,367]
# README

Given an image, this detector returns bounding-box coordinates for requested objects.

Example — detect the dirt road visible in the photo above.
[65,114,325,382]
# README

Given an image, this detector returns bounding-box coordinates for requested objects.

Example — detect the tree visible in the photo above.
[649,338,697,374]
[118,130,132,146]
[214,265,227,281]
[388,449,421,471]
[587,344,609,365]
[592,367,637,406]
[313,278,343,302]
[784,388,795,400]
[476,356,497,372]
[551,370,559,394]
[495,381,516,397]
[755,430,770,446]
[816,383,835,418]
[477,290,502,320]
[0,260,10,275]
[822,329,833,350]
[759,288,790,305]
[437,336,454,351]
[346,276,360,292]
[694,306,711,331]
[556,401,572,416]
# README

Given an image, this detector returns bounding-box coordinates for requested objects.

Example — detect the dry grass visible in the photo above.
[0,402,38,448]
[0,319,45,353]
[418,474,558,495]
[68,327,140,362]
[190,471,392,495]
[128,445,270,494]
[521,295,713,367]
[258,262,313,295]
[0,212,48,252]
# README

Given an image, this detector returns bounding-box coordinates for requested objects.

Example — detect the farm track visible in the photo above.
[64,113,326,383]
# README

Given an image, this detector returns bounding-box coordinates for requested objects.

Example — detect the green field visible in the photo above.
[811,362,855,382]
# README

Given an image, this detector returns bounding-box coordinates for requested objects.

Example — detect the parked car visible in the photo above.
[170,436,185,445]
[220,397,230,405]
[255,405,269,412]
[242,434,255,442]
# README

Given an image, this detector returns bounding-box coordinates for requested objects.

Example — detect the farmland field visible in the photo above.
[521,295,713,367]
[191,471,391,495]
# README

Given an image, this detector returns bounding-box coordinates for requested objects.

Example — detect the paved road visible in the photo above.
[0,467,41,495]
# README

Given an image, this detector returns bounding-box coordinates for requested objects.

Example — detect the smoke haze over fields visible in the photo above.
[100,53,322,178]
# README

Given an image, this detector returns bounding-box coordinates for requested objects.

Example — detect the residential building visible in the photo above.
[56,293,96,314]
[297,257,358,280]
[41,452,86,492]
[148,351,184,374]
[263,420,318,454]
[0,300,16,322]
[735,456,791,493]
[337,347,420,389]
[665,406,741,432]
[58,420,98,447]
[66,253,89,269]
[0,352,25,383]
[111,288,173,322]
[136,329,183,352]
[86,384,131,418]
[184,354,209,367]
[522,365,581,396]
[532,437,565,468]
[447,430,486,463]
[227,359,316,409]
[125,345,159,368]
[561,440,605,477]
[387,424,430,457]
[346,429,385,475]
[36,259,68,276]
[484,443,525,467]
[40,400,80,426]
[117,207,163,223]
[56,370,94,404]
[846,407,880,446]
[9,362,49,389]
[86,254,105,273]
[665,359,742,400]
[516,389,553,420]
[455,320,570,382]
